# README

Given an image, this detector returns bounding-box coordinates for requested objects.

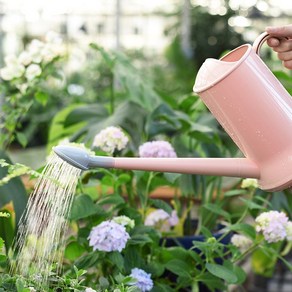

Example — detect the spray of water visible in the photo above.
[11,152,82,286]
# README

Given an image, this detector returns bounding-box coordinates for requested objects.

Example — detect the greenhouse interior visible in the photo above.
[0,0,292,291]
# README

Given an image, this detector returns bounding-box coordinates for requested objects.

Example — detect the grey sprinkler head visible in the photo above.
[53,145,114,170]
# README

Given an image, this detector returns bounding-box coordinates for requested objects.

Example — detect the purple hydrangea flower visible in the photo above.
[130,268,153,292]
[138,141,177,158]
[88,220,130,252]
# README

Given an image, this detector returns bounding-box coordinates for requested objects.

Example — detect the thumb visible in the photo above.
[266,25,292,37]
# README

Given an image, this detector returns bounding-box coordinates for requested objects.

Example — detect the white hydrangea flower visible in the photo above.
[113,215,135,229]
[25,64,42,81]
[4,54,18,65]
[255,211,289,243]
[92,126,129,154]
[28,39,45,63]
[145,209,178,232]
[241,178,259,189]
[231,234,252,250]
[0,63,25,80]
[85,288,97,292]
[18,51,32,66]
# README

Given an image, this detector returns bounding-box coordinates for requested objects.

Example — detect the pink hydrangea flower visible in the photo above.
[138,141,177,158]
[88,220,130,252]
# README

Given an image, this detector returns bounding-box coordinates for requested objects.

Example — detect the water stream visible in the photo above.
[11,152,82,286]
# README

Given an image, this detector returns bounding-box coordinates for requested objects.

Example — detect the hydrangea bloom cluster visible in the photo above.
[138,141,177,158]
[130,268,153,292]
[231,234,252,250]
[112,215,135,229]
[145,209,179,232]
[92,126,129,154]
[88,220,130,252]
[0,32,63,82]
[241,178,259,189]
[255,211,291,243]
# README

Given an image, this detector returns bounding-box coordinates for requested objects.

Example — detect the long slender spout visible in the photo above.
[53,145,260,179]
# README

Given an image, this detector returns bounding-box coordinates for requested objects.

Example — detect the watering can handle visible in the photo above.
[252,31,288,55]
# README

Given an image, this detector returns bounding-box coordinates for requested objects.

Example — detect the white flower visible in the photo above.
[18,51,32,66]
[145,209,178,232]
[255,211,289,243]
[25,64,42,80]
[112,215,135,229]
[241,178,259,189]
[85,288,97,292]
[4,54,18,65]
[285,221,292,241]
[28,288,36,292]
[92,126,129,154]
[231,234,252,250]
[0,64,25,80]
[28,39,45,63]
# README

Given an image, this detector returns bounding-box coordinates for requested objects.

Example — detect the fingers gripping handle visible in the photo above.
[252,31,288,55]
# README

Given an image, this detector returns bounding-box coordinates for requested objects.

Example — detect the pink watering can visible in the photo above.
[54,32,292,191]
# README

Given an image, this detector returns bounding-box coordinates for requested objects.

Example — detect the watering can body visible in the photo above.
[193,32,292,191]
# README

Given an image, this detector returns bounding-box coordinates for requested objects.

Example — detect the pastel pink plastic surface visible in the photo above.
[113,157,260,178]
[193,32,292,191]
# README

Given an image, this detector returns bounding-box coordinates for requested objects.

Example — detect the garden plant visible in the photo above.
[0,28,292,292]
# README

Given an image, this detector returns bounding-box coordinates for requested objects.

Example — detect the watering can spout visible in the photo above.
[53,145,260,179]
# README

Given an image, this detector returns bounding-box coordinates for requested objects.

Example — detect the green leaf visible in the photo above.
[163,172,181,183]
[203,203,231,221]
[108,252,124,271]
[69,194,104,220]
[0,151,27,250]
[224,189,247,197]
[149,199,172,214]
[16,132,28,148]
[35,91,49,106]
[65,241,86,261]
[128,234,153,245]
[227,223,256,240]
[240,198,264,210]
[206,263,238,284]
[165,259,192,278]
[97,194,125,206]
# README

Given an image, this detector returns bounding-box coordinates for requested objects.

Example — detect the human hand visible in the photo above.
[266,25,292,69]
